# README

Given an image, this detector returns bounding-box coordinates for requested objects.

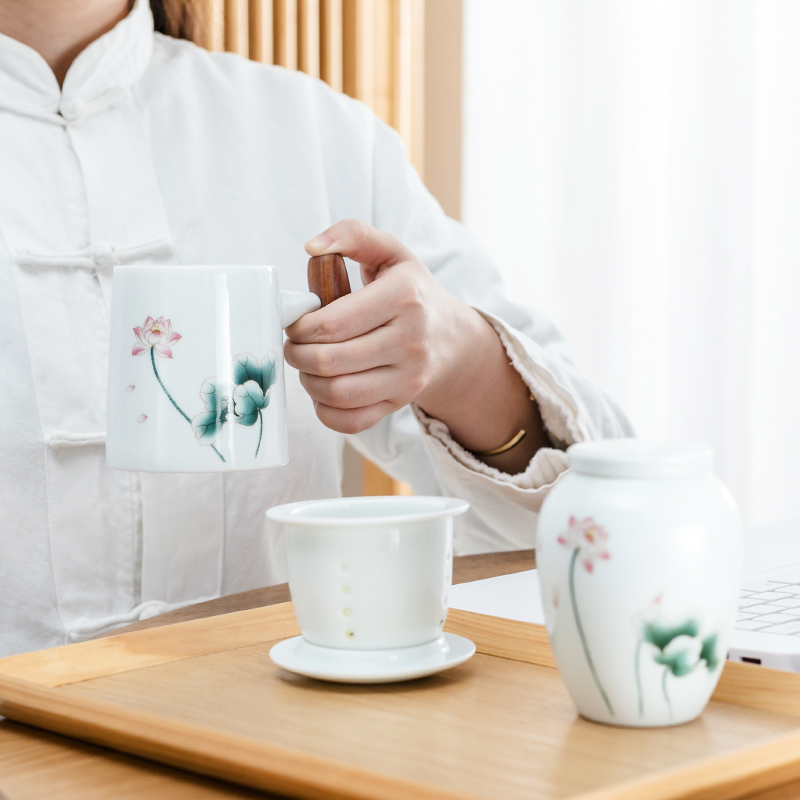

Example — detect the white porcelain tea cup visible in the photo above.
[267,496,469,650]
[106,264,326,472]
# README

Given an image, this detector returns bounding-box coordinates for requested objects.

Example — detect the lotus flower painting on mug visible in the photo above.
[131,316,278,463]
[132,316,182,359]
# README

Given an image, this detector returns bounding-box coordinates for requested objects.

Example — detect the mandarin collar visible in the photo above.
[0,0,153,123]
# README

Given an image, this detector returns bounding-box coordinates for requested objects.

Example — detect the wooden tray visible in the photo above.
[2,604,800,800]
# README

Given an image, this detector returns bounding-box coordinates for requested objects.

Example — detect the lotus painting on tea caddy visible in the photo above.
[635,597,721,721]
[556,515,723,722]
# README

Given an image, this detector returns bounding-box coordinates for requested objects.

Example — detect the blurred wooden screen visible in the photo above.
[199,0,422,494]
[199,0,424,174]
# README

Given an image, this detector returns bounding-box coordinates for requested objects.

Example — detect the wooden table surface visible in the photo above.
[0,551,531,800]
[0,548,796,800]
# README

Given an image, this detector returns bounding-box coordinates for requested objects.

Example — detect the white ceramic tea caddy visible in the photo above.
[266,496,475,683]
[536,440,742,727]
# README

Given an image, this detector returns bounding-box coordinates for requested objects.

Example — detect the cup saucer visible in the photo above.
[269,632,476,684]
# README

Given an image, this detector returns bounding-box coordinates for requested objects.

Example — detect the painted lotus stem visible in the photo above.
[150,347,226,463]
[255,409,263,458]
[568,548,614,716]
[635,639,644,717]
[661,665,672,718]
[150,347,189,423]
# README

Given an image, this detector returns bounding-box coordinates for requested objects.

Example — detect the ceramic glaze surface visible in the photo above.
[268,496,468,650]
[269,632,476,683]
[106,265,320,472]
[537,441,743,728]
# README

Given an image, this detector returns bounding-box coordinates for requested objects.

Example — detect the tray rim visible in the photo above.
[1,602,800,800]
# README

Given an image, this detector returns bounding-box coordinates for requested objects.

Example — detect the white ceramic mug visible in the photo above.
[106,265,322,472]
[537,439,742,728]
[267,496,469,650]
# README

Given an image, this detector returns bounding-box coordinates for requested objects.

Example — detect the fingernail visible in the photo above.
[306,231,335,252]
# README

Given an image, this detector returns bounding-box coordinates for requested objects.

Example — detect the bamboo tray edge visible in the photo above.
[2,603,800,800]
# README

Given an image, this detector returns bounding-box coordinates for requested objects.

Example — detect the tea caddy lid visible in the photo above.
[568,439,713,479]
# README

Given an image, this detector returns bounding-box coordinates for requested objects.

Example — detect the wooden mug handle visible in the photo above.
[307,253,352,307]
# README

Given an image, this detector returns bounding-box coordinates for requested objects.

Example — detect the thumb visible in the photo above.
[305,219,415,283]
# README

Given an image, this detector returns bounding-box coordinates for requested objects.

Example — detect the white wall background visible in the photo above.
[462,0,800,525]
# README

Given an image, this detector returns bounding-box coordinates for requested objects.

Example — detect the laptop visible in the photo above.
[449,516,800,672]
[729,516,800,671]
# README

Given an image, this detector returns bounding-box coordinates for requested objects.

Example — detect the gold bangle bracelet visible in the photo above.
[472,428,527,457]
[471,391,536,458]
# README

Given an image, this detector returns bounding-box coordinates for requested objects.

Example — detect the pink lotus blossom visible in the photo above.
[132,316,182,359]
[558,515,610,572]
[136,414,148,423]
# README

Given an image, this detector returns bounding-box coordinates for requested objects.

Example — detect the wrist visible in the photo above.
[415,303,491,414]
[415,303,524,449]
[414,304,549,473]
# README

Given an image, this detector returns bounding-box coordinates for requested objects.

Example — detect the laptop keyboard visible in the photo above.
[738,572,800,635]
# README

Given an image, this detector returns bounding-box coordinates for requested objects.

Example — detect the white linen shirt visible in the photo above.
[0,0,631,656]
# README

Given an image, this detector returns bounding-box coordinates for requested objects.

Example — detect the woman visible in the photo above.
[0,0,631,655]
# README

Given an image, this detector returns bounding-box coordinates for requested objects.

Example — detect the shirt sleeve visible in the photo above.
[348,116,633,554]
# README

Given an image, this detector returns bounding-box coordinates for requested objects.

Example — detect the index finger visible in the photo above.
[286,265,409,344]
[306,219,415,282]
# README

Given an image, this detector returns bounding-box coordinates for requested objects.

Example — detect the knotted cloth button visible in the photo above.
[59,99,86,122]
[92,242,116,270]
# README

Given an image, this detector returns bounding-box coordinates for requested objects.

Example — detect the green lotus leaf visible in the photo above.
[232,352,278,394]
[232,353,261,388]
[699,633,719,672]
[199,377,230,420]
[259,352,278,394]
[242,380,270,409]
[193,378,230,445]
[192,410,226,445]
[653,647,697,677]
[233,380,270,426]
[642,619,700,652]
[233,399,258,427]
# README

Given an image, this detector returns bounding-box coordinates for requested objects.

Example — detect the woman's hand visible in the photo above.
[284,219,548,474]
